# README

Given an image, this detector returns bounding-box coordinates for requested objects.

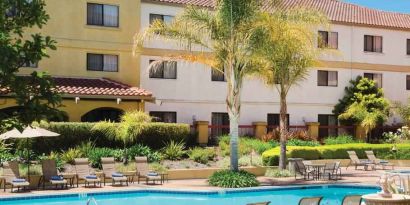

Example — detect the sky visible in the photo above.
[343,0,410,14]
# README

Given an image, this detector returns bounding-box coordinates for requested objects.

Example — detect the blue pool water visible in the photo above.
[0,185,379,205]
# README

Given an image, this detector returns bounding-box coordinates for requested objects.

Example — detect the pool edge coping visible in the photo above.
[0,183,380,201]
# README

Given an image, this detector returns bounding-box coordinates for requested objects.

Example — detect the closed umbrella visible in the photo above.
[0,126,60,179]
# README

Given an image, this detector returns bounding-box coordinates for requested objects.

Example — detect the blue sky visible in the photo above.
[343,0,410,14]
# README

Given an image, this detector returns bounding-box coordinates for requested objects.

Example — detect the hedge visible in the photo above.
[262,143,410,166]
[24,122,194,153]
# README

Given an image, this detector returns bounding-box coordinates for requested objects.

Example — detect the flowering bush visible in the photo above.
[383,126,410,143]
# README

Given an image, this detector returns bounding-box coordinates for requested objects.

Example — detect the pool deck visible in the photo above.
[0,166,400,197]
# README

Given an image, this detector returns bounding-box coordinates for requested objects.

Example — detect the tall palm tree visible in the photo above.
[134,0,267,171]
[253,9,327,169]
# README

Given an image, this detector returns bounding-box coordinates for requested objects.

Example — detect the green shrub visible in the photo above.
[60,148,83,164]
[262,143,410,166]
[209,170,259,188]
[287,139,320,147]
[126,144,161,162]
[238,155,263,167]
[34,122,192,153]
[188,147,216,164]
[87,147,116,169]
[324,135,359,145]
[161,141,186,160]
[219,136,278,156]
[265,169,293,178]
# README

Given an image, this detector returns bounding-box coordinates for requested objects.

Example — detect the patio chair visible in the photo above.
[74,158,101,188]
[2,161,30,192]
[294,160,315,180]
[346,151,374,170]
[342,195,362,205]
[135,156,162,185]
[298,196,323,205]
[365,151,395,170]
[320,162,336,180]
[38,159,68,189]
[334,161,342,180]
[101,157,128,186]
[247,202,271,205]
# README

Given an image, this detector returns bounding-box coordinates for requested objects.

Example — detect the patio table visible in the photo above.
[305,164,325,180]
[60,173,76,187]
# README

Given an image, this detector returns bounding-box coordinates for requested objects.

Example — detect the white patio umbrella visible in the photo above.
[0,126,60,179]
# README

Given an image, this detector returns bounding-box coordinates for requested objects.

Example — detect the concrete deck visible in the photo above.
[0,166,401,197]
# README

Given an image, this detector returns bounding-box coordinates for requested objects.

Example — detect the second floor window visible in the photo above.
[149,60,177,79]
[364,73,383,88]
[87,3,119,27]
[87,53,118,72]
[318,31,338,49]
[212,68,225,82]
[407,75,410,90]
[407,39,410,55]
[149,14,174,25]
[317,70,338,87]
[364,35,383,53]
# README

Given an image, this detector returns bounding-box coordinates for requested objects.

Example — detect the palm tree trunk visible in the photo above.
[227,69,241,172]
[278,91,288,170]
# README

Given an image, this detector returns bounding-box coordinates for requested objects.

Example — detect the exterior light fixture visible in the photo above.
[116,98,122,105]
[75,97,80,104]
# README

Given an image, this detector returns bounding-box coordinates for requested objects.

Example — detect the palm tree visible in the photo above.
[134,0,267,171]
[253,9,327,169]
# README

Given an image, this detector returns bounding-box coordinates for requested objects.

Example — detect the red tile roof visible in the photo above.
[1,77,153,99]
[147,0,410,30]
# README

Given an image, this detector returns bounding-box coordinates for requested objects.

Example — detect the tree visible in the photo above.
[0,0,61,127]
[392,99,410,126]
[333,76,386,125]
[252,9,327,169]
[337,77,390,141]
[134,0,269,171]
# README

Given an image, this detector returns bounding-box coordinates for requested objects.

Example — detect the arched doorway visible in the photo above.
[81,107,124,122]
[0,106,24,119]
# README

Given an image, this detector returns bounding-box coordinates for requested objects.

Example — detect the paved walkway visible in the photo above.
[0,166,403,197]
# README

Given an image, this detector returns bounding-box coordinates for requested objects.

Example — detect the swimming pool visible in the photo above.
[0,185,379,205]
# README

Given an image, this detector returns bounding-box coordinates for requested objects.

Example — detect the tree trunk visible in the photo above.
[229,113,239,171]
[278,91,288,170]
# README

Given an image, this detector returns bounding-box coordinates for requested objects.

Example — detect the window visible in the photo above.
[407,75,410,90]
[150,111,177,123]
[317,70,338,86]
[149,14,174,25]
[318,31,338,49]
[87,3,119,27]
[267,113,290,132]
[211,112,229,137]
[364,35,383,53]
[212,68,225,81]
[407,39,410,55]
[87,53,118,72]
[318,114,338,139]
[24,61,38,68]
[81,108,124,122]
[364,73,383,88]
[149,60,177,79]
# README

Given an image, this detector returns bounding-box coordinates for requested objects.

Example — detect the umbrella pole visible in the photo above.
[26,138,30,182]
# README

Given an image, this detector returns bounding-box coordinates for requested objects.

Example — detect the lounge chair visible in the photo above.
[334,161,342,180]
[365,151,395,170]
[294,160,315,180]
[101,157,128,186]
[38,159,68,189]
[135,156,162,185]
[247,202,271,205]
[347,151,374,170]
[74,158,101,187]
[320,162,336,180]
[298,196,323,205]
[2,161,30,192]
[342,195,362,205]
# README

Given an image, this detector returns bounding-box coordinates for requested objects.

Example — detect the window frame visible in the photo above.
[148,60,177,79]
[149,111,177,123]
[364,35,383,53]
[317,70,338,87]
[364,73,383,88]
[86,53,119,72]
[87,3,119,28]
[407,39,410,55]
[149,13,174,25]
[211,68,225,82]
[318,31,338,49]
[406,75,410,90]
